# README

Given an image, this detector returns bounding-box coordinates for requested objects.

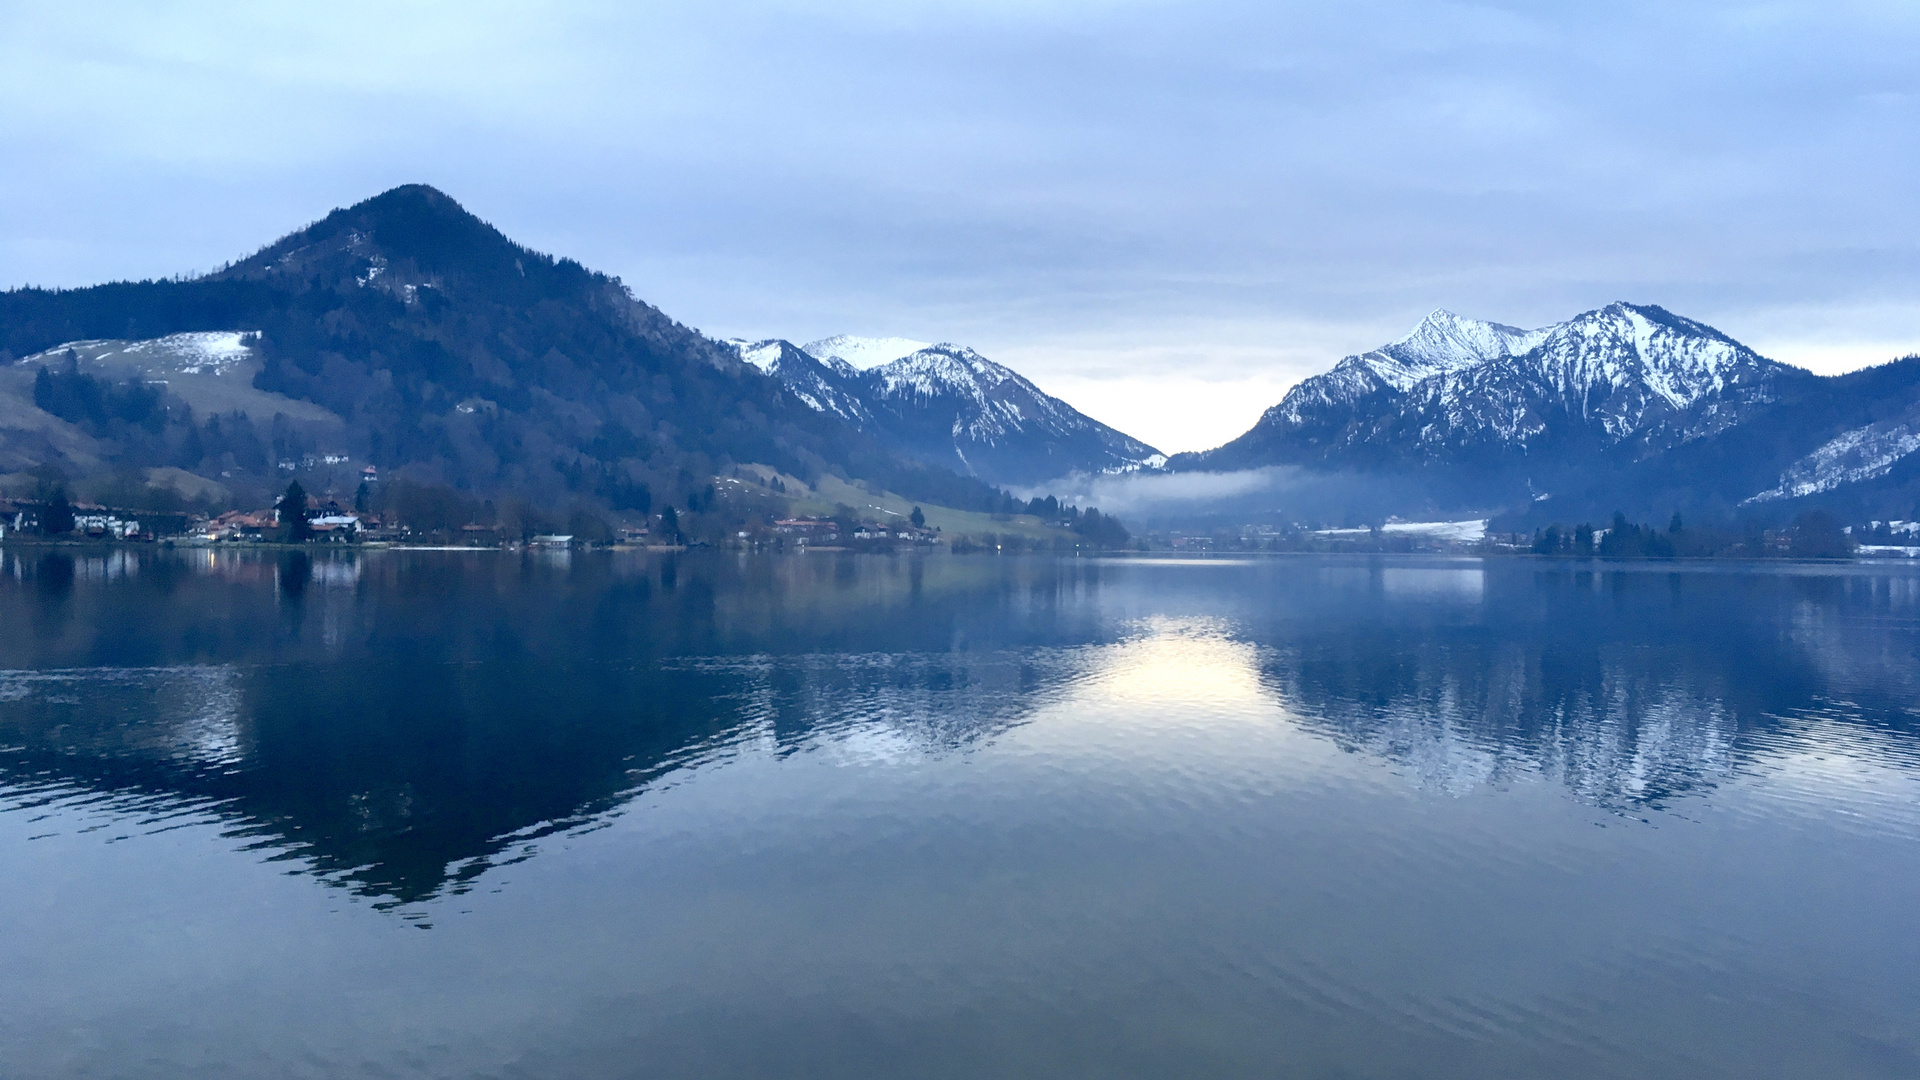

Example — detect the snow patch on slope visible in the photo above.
[26,331,257,376]
[1747,415,1920,503]
[724,338,784,372]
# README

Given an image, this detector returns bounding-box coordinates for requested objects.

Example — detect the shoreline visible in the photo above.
[0,536,1890,565]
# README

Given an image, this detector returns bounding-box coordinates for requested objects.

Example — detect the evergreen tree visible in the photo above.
[1788,510,1852,559]
[910,506,925,529]
[354,481,370,514]
[659,505,680,542]
[41,489,74,536]
[280,481,313,542]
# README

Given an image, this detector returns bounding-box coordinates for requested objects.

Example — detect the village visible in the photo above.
[0,464,950,551]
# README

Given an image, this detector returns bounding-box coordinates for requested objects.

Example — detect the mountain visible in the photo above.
[1172,303,1920,523]
[803,335,931,370]
[729,339,873,427]
[0,185,1012,516]
[724,335,1162,488]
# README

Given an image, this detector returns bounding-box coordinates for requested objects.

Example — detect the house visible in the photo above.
[774,518,839,542]
[74,513,142,540]
[210,509,278,541]
[310,514,362,541]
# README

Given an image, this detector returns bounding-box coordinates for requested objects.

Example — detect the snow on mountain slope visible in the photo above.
[1524,304,1766,419]
[14,332,341,425]
[1268,310,1539,426]
[1198,302,1790,470]
[860,343,1163,482]
[802,335,931,371]
[726,338,784,373]
[871,344,1090,442]
[1746,407,1920,503]
[1374,310,1544,389]
[27,331,258,377]
[728,336,1161,486]
[724,338,871,424]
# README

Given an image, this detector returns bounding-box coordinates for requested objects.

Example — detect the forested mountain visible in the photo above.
[726,336,1163,487]
[0,185,1011,515]
[1170,304,1920,524]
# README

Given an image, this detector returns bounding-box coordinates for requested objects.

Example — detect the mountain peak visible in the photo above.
[1404,308,1471,333]
[1388,308,1536,357]
[214,183,620,317]
[802,335,933,370]
[747,334,1160,484]
[1360,308,1542,390]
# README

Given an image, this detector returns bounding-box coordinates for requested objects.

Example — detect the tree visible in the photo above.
[659,505,680,543]
[909,505,926,529]
[280,481,312,543]
[27,464,67,502]
[41,489,74,536]
[354,481,370,514]
[567,506,613,545]
[1070,506,1131,548]
[1789,509,1852,559]
[1669,512,1684,534]
[1573,523,1595,555]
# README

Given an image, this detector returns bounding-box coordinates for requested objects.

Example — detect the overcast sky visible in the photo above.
[3,1,1917,452]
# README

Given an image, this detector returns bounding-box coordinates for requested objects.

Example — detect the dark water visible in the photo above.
[2,549,1918,1079]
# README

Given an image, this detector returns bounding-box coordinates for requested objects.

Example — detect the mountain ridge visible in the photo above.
[725,336,1163,487]
[1171,302,1920,524]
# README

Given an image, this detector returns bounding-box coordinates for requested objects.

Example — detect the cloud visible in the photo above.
[1021,466,1297,514]
[4,1,1919,450]
[1024,465,1464,528]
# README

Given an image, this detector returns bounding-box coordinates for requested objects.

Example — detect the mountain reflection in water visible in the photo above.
[3,550,1917,910]
[0,549,1106,905]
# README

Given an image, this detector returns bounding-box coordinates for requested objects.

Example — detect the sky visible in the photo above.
[3,1,1918,453]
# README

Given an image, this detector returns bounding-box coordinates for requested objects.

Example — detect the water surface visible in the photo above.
[2,549,1917,1078]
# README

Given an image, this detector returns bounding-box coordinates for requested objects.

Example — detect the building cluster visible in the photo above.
[772,517,940,546]
[1,498,189,541]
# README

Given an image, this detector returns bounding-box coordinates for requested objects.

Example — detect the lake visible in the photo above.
[2,548,1917,1079]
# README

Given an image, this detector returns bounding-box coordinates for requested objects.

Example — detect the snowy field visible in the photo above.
[1313,519,1488,543]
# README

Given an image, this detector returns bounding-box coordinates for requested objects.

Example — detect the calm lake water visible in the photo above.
[2,548,1917,1079]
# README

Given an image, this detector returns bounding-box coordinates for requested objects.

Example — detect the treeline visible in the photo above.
[998,494,1130,545]
[1530,510,1853,559]
[950,530,1135,554]
[34,355,167,432]
[0,278,279,361]
[21,352,331,504]
[365,479,619,544]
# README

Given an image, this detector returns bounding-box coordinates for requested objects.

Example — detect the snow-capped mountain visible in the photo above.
[1183,303,1794,474]
[1266,310,1543,427]
[1160,302,1920,522]
[726,338,873,426]
[724,336,1162,487]
[802,335,932,370]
